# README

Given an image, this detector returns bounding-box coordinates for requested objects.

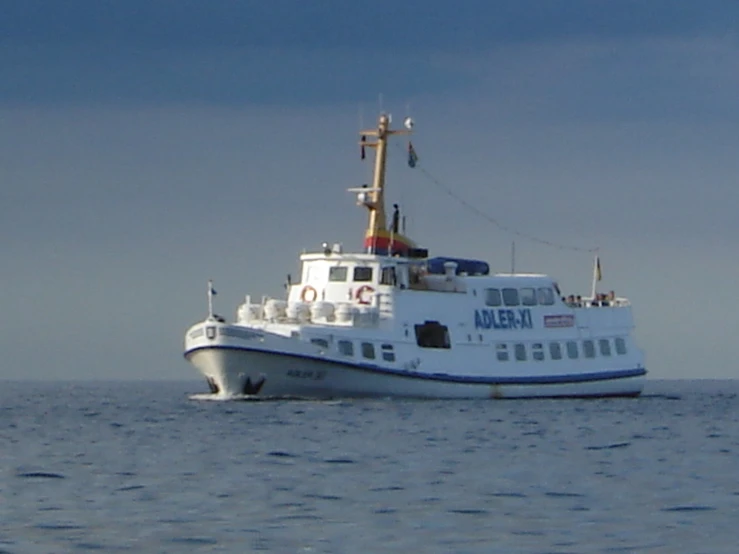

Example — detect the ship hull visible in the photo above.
[185,345,645,400]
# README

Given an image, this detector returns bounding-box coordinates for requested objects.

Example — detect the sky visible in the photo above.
[2,0,739,381]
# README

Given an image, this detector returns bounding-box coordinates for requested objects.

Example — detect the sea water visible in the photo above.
[1,380,737,553]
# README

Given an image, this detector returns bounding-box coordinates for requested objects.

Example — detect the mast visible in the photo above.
[359,114,412,253]
[369,114,390,234]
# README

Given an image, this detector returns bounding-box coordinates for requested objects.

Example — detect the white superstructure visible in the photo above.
[184,114,646,399]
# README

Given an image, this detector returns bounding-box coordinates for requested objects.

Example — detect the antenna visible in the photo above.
[207,279,216,319]
[378,93,383,113]
[510,241,516,274]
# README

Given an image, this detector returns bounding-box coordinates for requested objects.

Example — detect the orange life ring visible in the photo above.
[300,286,318,303]
[356,285,375,305]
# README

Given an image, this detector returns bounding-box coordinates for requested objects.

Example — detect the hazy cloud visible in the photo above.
[2,1,738,106]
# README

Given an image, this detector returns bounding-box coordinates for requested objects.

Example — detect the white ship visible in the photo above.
[184,113,646,399]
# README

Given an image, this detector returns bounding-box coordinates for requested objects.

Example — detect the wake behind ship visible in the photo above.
[183,113,646,399]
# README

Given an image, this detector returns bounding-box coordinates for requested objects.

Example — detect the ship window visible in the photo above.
[354,266,373,282]
[381,344,395,362]
[338,340,354,356]
[329,266,348,282]
[380,267,396,285]
[496,343,509,361]
[532,342,544,361]
[502,288,519,306]
[599,339,612,357]
[583,340,596,358]
[361,342,375,359]
[514,343,527,361]
[566,341,579,359]
[520,288,537,306]
[414,321,451,349]
[538,287,555,306]
[311,338,329,348]
[484,288,502,307]
[615,338,627,355]
[549,342,562,360]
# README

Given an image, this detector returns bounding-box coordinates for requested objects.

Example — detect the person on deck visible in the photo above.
[391,204,400,234]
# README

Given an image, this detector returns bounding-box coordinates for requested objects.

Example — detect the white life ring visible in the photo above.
[300,286,318,303]
[356,285,375,305]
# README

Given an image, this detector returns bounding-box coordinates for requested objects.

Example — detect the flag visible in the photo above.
[407,141,418,168]
[209,280,217,296]
[360,135,366,160]
[595,256,602,281]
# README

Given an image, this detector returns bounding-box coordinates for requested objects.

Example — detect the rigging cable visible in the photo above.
[392,143,599,253]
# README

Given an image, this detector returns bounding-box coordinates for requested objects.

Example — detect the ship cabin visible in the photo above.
[291,244,490,300]
[257,244,632,332]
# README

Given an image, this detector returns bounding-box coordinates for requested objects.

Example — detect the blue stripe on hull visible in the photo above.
[184,345,647,386]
